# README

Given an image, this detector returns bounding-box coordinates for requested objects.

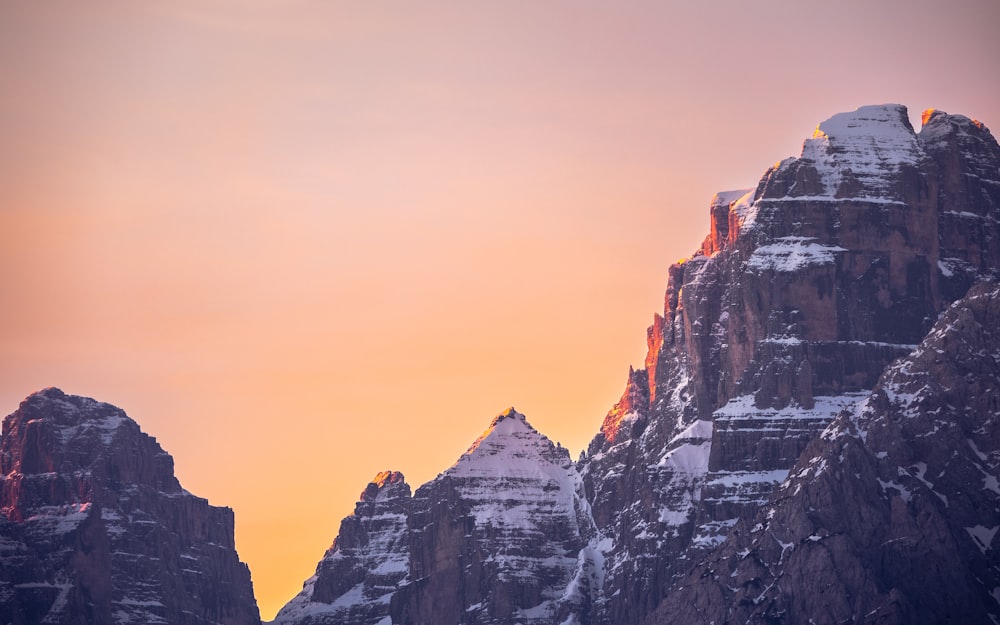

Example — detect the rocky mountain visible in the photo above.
[655,280,1000,624]
[5,103,995,625]
[0,387,260,625]
[579,103,1000,625]
[273,471,411,625]
[275,104,1000,625]
[276,409,593,625]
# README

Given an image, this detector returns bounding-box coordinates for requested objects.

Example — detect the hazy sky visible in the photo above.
[2,0,999,618]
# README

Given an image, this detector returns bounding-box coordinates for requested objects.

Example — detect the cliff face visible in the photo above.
[278,409,591,625]
[0,388,260,625]
[276,104,1000,625]
[577,104,1000,625]
[273,471,411,625]
[654,280,1000,625]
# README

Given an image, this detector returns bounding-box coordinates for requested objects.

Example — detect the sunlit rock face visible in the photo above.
[0,388,260,625]
[276,105,1000,625]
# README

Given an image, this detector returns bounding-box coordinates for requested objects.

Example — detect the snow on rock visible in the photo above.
[391,408,592,625]
[800,103,923,198]
[273,472,411,625]
[747,236,847,272]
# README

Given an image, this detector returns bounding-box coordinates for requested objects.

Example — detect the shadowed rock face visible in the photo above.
[274,105,1000,625]
[578,104,1000,625]
[272,471,412,625]
[652,280,1000,625]
[0,388,260,625]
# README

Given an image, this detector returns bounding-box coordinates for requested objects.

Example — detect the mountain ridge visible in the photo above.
[2,103,999,625]
[274,103,1000,625]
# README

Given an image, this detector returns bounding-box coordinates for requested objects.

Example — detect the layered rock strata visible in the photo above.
[275,104,1000,625]
[655,280,1000,625]
[0,387,260,625]
[273,471,411,625]
[578,104,1000,625]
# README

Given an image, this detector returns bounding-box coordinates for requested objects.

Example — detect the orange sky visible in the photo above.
[2,1,999,619]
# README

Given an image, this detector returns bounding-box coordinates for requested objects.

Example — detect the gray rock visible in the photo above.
[0,388,260,625]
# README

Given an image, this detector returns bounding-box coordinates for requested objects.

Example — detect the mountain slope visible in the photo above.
[274,104,1000,625]
[576,103,1000,625]
[0,388,260,625]
[273,471,411,625]
[654,279,1000,624]
[279,408,592,625]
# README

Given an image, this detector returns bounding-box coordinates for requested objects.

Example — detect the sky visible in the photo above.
[2,0,999,619]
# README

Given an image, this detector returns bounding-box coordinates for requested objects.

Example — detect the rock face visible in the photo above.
[273,471,411,625]
[280,409,591,625]
[274,471,410,625]
[654,280,1000,625]
[275,104,1000,625]
[577,104,1000,625]
[0,388,260,625]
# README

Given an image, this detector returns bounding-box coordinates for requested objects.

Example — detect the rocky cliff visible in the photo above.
[654,280,1000,624]
[273,471,411,625]
[277,409,593,625]
[0,388,260,625]
[578,104,1000,625]
[279,104,1000,625]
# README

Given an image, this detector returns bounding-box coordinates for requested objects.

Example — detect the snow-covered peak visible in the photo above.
[448,407,570,479]
[798,104,923,197]
[711,188,753,210]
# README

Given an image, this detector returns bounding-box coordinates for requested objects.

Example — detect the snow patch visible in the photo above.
[966,525,999,553]
[748,237,846,273]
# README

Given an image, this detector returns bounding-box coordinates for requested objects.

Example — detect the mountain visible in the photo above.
[273,471,411,625]
[4,103,996,625]
[276,409,593,625]
[0,388,260,625]
[578,104,1000,624]
[275,104,1000,625]
[654,280,1000,624]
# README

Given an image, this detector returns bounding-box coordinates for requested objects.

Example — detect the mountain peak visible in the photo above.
[447,408,570,479]
[489,406,525,426]
[2,387,145,478]
[358,470,409,503]
[796,103,923,199]
[372,470,405,488]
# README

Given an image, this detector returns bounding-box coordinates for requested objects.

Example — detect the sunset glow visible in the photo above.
[2,1,999,619]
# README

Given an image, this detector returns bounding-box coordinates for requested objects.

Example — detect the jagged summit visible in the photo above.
[370,470,405,488]
[359,470,407,503]
[273,471,412,625]
[3,387,143,472]
[250,104,1000,625]
[458,408,569,473]
[0,388,260,624]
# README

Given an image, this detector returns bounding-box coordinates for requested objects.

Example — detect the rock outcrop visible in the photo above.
[281,409,592,625]
[273,471,411,625]
[273,104,1000,625]
[0,388,260,625]
[577,104,1000,625]
[654,280,1000,625]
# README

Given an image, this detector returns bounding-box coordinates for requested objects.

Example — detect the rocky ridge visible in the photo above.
[0,388,260,625]
[275,104,1000,625]
[655,280,1000,624]
[6,103,996,625]
[276,409,592,625]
